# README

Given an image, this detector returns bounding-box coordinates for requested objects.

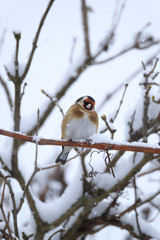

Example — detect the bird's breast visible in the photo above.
[64,115,97,140]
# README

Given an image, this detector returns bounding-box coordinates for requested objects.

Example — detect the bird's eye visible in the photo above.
[83,100,93,110]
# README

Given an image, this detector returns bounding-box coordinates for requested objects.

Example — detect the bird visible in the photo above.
[55,96,98,165]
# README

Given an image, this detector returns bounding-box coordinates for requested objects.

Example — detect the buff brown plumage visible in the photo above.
[55,96,98,165]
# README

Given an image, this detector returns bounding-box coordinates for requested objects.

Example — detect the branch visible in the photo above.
[26,58,92,136]
[0,129,160,155]
[0,75,13,110]
[20,0,56,82]
[97,48,160,111]
[81,0,91,57]
[6,180,19,238]
[13,32,21,79]
[0,177,13,239]
[23,1,125,137]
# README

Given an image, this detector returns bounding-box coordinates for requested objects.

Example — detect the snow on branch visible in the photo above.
[0,129,160,155]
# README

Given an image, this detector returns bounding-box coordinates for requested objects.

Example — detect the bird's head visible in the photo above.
[76,96,96,111]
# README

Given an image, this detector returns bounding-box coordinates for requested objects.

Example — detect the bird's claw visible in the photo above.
[68,138,73,142]
[86,139,92,145]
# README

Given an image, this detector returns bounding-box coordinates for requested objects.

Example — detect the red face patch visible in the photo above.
[83,98,95,110]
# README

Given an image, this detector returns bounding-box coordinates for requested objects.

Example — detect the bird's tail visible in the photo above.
[55,150,69,165]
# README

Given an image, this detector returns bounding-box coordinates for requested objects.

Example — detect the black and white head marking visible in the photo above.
[76,96,95,111]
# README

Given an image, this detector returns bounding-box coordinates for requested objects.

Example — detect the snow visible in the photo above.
[91,133,160,149]
[122,214,160,239]
[34,162,83,223]
[148,133,159,145]
[0,137,13,170]
[32,135,42,143]
[0,0,160,239]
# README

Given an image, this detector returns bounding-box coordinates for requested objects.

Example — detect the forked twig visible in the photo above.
[41,89,64,116]
[17,109,40,214]
[0,75,13,110]
[105,150,115,178]
[48,227,67,240]
[0,178,13,239]
[20,0,56,82]
[111,83,128,123]
[101,115,116,139]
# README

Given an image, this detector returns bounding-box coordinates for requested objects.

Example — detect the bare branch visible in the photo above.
[81,0,91,57]
[20,82,27,100]
[0,75,13,110]
[69,37,77,63]
[13,32,21,78]
[93,0,126,59]
[141,58,159,142]
[0,128,160,155]
[20,0,56,82]
[0,29,6,54]
[133,176,143,238]
[138,166,160,177]
[0,177,13,239]
[97,48,160,111]
[41,89,64,116]
[105,150,115,178]
[6,179,19,238]
[101,115,116,139]
[48,228,67,240]
[110,83,128,122]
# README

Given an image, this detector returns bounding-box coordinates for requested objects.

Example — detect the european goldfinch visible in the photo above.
[55,96,98,165]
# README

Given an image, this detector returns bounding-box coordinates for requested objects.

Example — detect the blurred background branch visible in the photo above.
[0,0,160,239]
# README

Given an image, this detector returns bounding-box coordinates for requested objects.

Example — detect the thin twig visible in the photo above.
[97,48,160,111]
[133,176,143,238]
[6,179,19,238]
[144,58,159,78]
[0,75,13,110]
[118,199,141,218]
[13,32,21,78]
[0,156,11,173]
[152,96,160,104]
[0,178,13,239]
[111,83,128,122]
[81,0,91,57]
[41,89,64,116]
[0,29,6,54]
[138,167,160,177]
[141,59,159,142]
[105,150,115,178]
[94,38,160,66]
[35,109,40,168]
[93,0,126,59]
[16,167,40,214]
[101,115,116,139]
[40,149,90,171]
[128,110,136,138]
[69,37,77,63]
[48,228,67,240]
[20,82,27,100]
[20,0,56,82]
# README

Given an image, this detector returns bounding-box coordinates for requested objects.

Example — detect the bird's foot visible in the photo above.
[86,139,92,145]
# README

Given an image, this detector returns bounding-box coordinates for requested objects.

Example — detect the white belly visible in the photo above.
[65,115,96,140]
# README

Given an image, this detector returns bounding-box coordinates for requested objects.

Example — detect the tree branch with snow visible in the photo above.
[0,128,160,155]
[0,1,160,240]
